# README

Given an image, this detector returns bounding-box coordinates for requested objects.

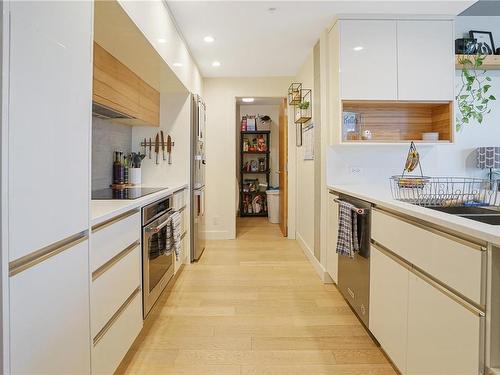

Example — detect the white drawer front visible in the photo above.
[92,291,142,375]
[372,209,484,305]
[91,244,141,337]
[91,211,141,271]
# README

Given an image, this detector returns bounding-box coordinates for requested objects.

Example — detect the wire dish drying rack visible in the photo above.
[390,176,499,207]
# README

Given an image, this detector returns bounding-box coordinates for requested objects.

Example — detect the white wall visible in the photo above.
[203,77,292,239]
[239,104,280,187]
[294,51,317,257]
[327,16,500,186]
[131,92,191,188]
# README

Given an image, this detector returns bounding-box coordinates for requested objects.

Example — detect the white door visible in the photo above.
[10,240,91,374]
[326,193,339,283]
[340,20,398,100]
[369,245,409,373]
[8,1,92,260]
[397,20,454,101]
[406,272,482,375]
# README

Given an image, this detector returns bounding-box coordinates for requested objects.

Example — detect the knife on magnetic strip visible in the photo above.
[161,131,166,161]
[154,133,160,165]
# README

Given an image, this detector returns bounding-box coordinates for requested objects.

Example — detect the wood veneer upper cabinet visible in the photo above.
[397,20,454,101]
[93,42,160,127]
[340,20,398,100]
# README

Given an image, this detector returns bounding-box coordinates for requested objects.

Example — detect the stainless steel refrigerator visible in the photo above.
[190,94,206,261]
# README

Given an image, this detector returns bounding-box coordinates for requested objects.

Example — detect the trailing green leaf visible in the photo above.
[456,53,496,130]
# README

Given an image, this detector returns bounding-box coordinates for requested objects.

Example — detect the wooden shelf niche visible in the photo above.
[341,101,453,143]
[455,54,500,70]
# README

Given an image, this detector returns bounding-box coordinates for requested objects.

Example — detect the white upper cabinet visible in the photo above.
[338,19,454,102]
[340,20,398,100]
[397,20,454,101]
[8,1,93,260]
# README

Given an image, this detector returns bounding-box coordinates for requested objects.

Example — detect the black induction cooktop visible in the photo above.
[91,187,167,200]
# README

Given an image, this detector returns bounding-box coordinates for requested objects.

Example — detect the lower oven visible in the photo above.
[142,195,174,318]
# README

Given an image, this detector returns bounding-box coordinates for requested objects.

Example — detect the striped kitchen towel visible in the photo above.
[168,211,182,261]
[336,201,360,258]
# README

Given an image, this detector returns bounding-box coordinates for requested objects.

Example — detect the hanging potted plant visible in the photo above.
[456,52,496,131]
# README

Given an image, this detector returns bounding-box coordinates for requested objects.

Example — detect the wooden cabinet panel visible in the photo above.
[407,272,482,375]
[327,192,339,283]
[10,240,91,374]
[93,42,159,127]
[8,0,92,260]
[397,20,454,101]
[369,245,409,373]
[340,20,398,100]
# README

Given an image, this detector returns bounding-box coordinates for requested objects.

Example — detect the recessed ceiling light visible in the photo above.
[157,38,167,44]
[242,98,255,103]
[268,7,276,12]
[172,62,183,67]
[353,46,364,51]
[204,35,215,43]
[212,61,221,67]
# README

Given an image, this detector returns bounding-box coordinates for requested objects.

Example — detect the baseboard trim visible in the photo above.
[296,233,332,283]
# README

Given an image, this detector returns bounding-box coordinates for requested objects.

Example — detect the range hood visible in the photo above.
[92,102,134,120]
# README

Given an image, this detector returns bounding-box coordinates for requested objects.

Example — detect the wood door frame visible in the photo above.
[279,98,288,237]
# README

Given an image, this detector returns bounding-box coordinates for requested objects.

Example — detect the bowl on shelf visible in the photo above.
[422,132,439,141]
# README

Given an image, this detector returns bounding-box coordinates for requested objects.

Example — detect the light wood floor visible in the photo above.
[117,218,397,375]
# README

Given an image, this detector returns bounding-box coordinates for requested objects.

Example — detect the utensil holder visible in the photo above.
[129,168,141,185]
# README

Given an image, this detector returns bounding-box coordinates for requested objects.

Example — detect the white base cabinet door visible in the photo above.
[406,273,482,375]
[369,245,409,373]
[326,193,339,283]
[10,240,91,375]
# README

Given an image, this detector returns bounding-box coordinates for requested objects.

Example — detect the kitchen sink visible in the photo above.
[428,206,500,225]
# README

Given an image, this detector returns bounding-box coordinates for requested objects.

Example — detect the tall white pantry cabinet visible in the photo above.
[2,1,93,374]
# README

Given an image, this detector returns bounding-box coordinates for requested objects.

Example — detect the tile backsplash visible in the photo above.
[92,117,132,190]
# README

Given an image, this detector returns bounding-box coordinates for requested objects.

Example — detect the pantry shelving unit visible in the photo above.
[239,130,271,217]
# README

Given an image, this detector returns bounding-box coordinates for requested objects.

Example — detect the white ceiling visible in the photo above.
[236,97,284,105]
[167,0,476,78]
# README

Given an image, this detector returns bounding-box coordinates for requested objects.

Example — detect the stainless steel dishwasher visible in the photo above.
[336,194,372,328]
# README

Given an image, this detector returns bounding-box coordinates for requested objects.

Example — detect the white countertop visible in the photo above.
[328,184,500,247]
[90,184,188,226]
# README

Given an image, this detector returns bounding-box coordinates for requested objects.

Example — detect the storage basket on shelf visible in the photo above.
[390,176,499,207]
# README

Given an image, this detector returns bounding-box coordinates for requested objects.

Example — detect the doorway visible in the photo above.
[235,97,288,238]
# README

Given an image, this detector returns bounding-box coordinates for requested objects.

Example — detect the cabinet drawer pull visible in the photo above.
[92,240,140,281]
[373,207,486,251]
[9,232,88,277]
[93,286,141,346]
[91,209,140,233]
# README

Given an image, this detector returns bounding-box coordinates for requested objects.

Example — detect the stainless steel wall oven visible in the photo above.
[142,195,174,318]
